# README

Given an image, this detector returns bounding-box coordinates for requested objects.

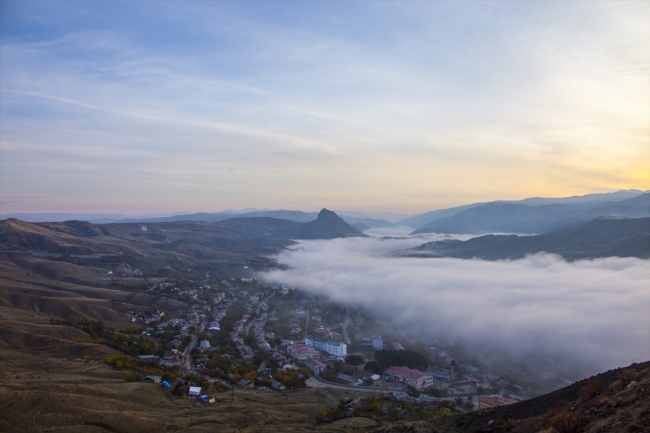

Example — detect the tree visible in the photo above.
[364,361,384,374]
[374,349,428,371]
[345,355,364,366]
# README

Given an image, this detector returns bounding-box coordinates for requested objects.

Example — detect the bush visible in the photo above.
[550,410,588,433]
[512,418,543,433]
[501,419,516,432]
[617,369,638,386]
[316,407,342,422]
[582,379,604,401]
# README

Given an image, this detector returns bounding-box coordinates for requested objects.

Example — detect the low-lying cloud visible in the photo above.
[262,235,650,378]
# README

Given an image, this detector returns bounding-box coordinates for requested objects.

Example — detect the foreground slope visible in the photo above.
[374,361,650,433]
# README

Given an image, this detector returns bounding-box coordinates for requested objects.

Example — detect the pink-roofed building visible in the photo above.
[478,396,516,409]
[384,366,434,389]
[313,327,330,336]
[287,343,320,360]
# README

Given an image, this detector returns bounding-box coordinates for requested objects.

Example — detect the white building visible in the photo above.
[305,336,347,357]
[427,366,452,383]
[372,335,383,350]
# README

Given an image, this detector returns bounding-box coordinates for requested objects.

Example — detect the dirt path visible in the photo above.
[31,392,52,432]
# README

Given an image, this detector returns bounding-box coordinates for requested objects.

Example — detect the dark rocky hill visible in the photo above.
[214,208,366,240]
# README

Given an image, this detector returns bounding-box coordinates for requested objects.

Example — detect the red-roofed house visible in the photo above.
[384,366,433,389]
[478,396,516,409]
[287,343,319,360]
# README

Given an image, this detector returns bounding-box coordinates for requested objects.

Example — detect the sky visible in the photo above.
[262,233,650,378]
[1,1,648,215]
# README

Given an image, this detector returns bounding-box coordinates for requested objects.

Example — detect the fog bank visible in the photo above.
[262,236,650,378]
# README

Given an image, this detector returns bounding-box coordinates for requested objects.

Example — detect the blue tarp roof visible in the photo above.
[197,395,209,401]
[160,381,170,387]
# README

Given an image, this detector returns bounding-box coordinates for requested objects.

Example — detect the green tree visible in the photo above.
[345,354,364,366]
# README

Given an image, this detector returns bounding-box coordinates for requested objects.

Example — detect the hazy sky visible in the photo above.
[262,234,650,378]
[1,1,648,214]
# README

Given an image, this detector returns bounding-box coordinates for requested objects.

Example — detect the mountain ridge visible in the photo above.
[411,193,650,235]
[402,217,650,261]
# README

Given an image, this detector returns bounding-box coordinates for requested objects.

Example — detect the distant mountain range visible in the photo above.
[400,189,647,230]
[3,190,648,235]
[411,192,650,235]
[0,209,396,230]
[402,217,650,261]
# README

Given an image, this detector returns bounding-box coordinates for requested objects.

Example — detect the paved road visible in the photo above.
[182,335,197,371]
[244,293,275,337]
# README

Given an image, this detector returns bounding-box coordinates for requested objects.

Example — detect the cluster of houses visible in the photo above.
[126,310,165,325]
[312,326,343,340]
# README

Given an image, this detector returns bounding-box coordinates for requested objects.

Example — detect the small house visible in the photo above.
[141,375,161,384]
[238,379,253,389]
[271,381,286,390]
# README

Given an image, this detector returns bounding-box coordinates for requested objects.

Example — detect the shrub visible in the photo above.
[550,410,588,433]
[616,369,638,387]
[502,419,517,432]
[512,418,543,433]
[582,379,604,401]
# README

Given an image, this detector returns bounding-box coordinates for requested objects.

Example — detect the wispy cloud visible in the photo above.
[0,1,648,213]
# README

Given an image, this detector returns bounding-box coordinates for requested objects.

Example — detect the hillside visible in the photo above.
[375,361,650,433]
[403,217,650,261]
[411,193,650,235]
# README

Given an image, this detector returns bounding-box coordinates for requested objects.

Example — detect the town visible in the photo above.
[80,260,575,422]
